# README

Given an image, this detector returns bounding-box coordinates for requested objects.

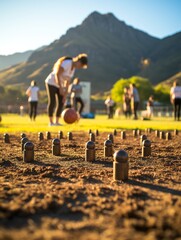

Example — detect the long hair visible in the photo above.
[73,53,88,68]
[53,56,72,71]
[31,80,36,86]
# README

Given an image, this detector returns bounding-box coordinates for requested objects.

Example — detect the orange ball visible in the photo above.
[61,108,78,124]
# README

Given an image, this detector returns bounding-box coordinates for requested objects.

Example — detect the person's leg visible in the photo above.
[173,99,177,120]
[176,98,181,121]
[132,102,135,119]
[110,106,114,118]
[178,99,181,121]
[133,102,136,119]
[107,107,110,118]
[128,104,132,118]
[77,97,84,114]
[108,107,111,118]
[74,97,78,112]
[29,102,33,120]
[134,102,139,119]
[55,90,64,124]
[33,102,38,120]
[70,97,75,109]
[124,111,126,118]
[31,102,35,120]
[46,84,56,124]
[129,110,131,118]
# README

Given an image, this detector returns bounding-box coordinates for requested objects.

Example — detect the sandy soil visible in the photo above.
[0,130,181,240]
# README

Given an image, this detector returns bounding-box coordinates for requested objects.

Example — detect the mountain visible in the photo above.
[139,32,181,84]
[0,11,180,94]
[0,51,33,70]
[155,71,181,88]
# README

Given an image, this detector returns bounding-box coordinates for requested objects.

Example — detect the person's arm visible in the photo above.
[55,67,65,96]
[38,89,40,99]
[26,87,31,97]
[170,88,173,104]
[64,79,71,96]
[68,84,72,94]
[129,89,133,99]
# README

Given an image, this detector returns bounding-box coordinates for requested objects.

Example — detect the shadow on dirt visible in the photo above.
[127,179,181,196]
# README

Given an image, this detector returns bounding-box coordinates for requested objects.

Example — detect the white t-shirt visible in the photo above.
[131,87,140,102]
[69,84,82,98]
[26,86,39,102]
[170,86,181,99]
[45,59,75,88]
[105,99,115,107]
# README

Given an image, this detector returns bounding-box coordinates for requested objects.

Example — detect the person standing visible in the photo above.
[68,78,84,115]
[45,53,88,126]
[146,95,154,119]
[170,81,181,121]
[130,83,140,120]
[26,80,39,121]
[123,87,131,118]
[105,96,115,119]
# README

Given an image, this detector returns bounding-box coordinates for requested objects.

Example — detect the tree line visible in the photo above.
[111,76,170,106]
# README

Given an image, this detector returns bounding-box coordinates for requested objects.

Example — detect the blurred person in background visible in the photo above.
[68,77,84,115]
[26,80,39,121]
[146,95,154,119]
[130,83,140,120]
[123,87,131,118]
[170,80,181,121]
[105,96,115,119]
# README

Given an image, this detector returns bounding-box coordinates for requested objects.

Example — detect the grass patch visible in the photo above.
[0,114,180,134]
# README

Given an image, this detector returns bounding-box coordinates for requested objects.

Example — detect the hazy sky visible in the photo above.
[0,0,181,55]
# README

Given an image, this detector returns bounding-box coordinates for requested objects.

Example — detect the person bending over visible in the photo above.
[45,53,88,126]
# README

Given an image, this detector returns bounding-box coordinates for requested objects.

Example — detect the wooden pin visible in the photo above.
[140,135,147,146]
[23,142,34,162]
[46,131,51,140]
[4,133,10,143]
[85,141,95,162]
[142,139,151,157]
[52,138,61,156]
[90,132,95,142]
[38,132,44,141]
[166,132,171,140]
[21,137,29,152]
[113,150,129,181]
[108,133,114,143]
[67,132,73,140]
[121,131,126,139]
[104,139,112,157]
[58,131,63,139]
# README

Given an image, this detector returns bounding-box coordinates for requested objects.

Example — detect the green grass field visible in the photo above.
[0,114,180,134]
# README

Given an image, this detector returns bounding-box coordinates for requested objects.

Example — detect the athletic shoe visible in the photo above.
[54,123,63,126]
[48,123,55,126]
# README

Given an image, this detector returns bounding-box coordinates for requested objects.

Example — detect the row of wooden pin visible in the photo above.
[2,129,178,162]
[155,130,174,140]
[2,128,179,144]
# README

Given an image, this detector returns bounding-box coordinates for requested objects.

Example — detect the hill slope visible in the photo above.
[139,32,181,84]
[0,51,33,70]
[156,71,181,88]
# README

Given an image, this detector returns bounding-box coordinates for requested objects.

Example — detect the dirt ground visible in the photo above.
[0,129,181,240]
